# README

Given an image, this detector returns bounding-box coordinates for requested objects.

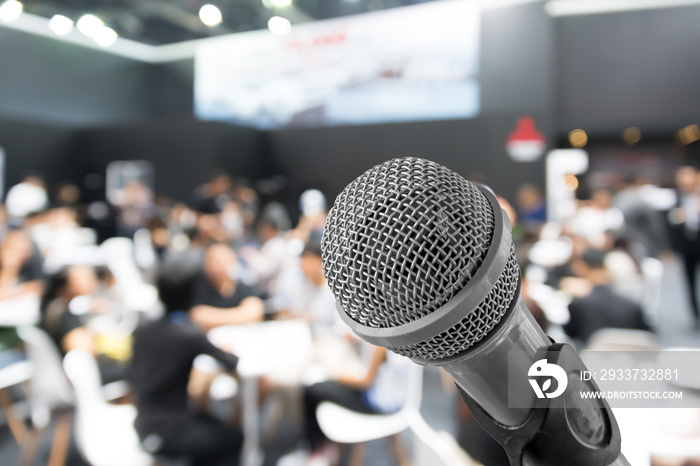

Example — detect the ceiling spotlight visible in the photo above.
[93,25,118,47]
[268,16,291,35]
[48,15,75,35]
[199,4,222,26]
[271,0,292,7]
[77,14,104,37]
[0,0,23,23]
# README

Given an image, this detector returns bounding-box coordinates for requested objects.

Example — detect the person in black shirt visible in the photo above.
[43,265,98,354]
[192,171,232,216]
[564,248,651,345]
[666,166,700,327]
[190,243,264,330]
[129,258,243,466]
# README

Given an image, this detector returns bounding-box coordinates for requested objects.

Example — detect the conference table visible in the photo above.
[0,293,40,327]
[208,320,314,466]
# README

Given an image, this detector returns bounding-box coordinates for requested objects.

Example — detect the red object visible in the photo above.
[507,115,545,144]
[506,116,546,162]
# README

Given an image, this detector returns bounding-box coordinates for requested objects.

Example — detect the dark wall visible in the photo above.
[0,28,153,126]
[150,60,195,118]
[268,2,555,204]
[0,117,80,191]
[481,3,555,116]
[0,28,147,192]
[77,118,265,201]
[557,5,700,134]
[0,29,260,198]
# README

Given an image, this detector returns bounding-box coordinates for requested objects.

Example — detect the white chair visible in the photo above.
[63,349,154,466]
[407,410,480,466]
[316,361,422,465]
[43,245,105,275]
[100,237,144,288]
[0,293,41,327]
[17,326,73,428]
[17,325,75,466]
[133,228,158,271]
[75,228,98,246]
[586,328,662,352]
[101,236,161,319]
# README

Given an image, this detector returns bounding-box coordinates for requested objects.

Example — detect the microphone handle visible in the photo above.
[439,294,552,427]
[456,342,624,466]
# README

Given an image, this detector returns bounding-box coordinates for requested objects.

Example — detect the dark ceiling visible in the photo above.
[21,0,438,45]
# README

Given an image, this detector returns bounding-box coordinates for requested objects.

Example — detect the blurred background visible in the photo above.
[0,0,699,465]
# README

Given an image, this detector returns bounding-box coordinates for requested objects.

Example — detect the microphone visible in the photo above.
[321,158,629,466]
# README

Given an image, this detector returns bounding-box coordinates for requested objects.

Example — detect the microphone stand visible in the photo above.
[457,343,630,466]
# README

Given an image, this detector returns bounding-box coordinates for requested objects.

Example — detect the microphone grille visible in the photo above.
[321,157,496,330]
[390,244,519,360]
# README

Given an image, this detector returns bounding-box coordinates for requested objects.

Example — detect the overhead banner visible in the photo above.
[195,0,480,129]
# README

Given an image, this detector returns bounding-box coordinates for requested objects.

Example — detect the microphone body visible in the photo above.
[332,181,546,427]
[440,296,547,426]
[322,158,629,465]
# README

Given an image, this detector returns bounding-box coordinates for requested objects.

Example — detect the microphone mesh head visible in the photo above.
[322,158,519,359]
[390,246,518,360]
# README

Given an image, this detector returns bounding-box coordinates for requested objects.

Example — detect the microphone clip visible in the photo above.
[457,342,622,466]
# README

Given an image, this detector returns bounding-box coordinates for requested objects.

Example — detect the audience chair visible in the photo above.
[75,228,98,246]
[316,363,423,466]
[407,409,480,466]
[100,237,144,288]
[133,228,158,271]
[63,349,154,466]
[16,325,74,466]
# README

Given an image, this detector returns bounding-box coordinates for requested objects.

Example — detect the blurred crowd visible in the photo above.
[461,166,700,466]
[0,170,414,466]
[0,164,698,466]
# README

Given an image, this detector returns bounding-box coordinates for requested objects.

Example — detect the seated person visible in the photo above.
[273,240,338,337]
[303,343,409,462]
[564,248,650,345]
[42,264,127,383]
[190,243,264,330]
[239,210,292,297]
[129,260,242,466]
[0,229,44,299]
[43,265,98,354]
[0,229,44,353]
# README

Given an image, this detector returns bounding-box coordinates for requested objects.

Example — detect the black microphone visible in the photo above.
[321,158,629,466]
